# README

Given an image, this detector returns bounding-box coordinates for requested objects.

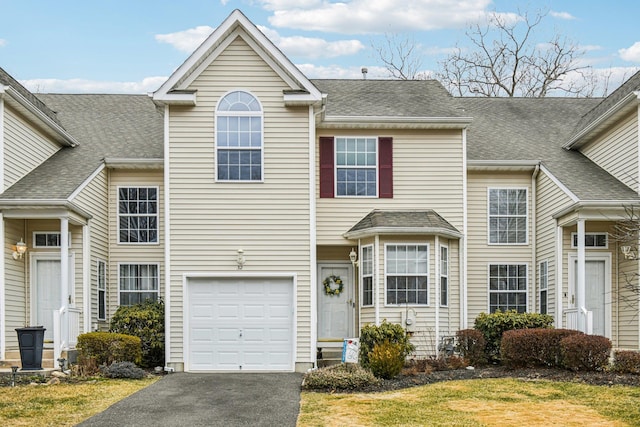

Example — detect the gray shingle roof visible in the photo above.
[311,79,465,118]
[461,97,640,201]
[0,67,63,127]
[347,209,460,236]
[0,94,163,200]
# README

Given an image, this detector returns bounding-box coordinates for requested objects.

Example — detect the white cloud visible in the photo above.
[0,39,6,47]
[580,45,603,53]
[296,63,390,79]
[257,26,364,58]
[19,76,167,94]
[261,0,511,34]
[155,26,214,53]
[550,10,576,20]
[619,42,640,62]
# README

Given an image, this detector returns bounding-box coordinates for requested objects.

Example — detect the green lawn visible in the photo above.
[0,377,158,427]
[299,378,640,426]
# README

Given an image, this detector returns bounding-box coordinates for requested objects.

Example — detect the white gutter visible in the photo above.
[344,227,463,240]
[320,115,472,129]
[531,165,540,313]
[552,200,640,220]
[0,199,92,220]
[467,160,540,170]
[104,158,164,169]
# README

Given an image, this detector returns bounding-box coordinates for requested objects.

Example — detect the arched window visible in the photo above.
[215,91,263,181]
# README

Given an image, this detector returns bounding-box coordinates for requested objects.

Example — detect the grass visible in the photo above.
[298,378,640,426]
[0,377,158,427]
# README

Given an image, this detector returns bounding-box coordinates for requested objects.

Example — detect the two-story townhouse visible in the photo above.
[1,9,640,372]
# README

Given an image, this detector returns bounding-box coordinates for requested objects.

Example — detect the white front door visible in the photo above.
[317,263,354,340]
[32,254,74,342]
[569,255,610,337]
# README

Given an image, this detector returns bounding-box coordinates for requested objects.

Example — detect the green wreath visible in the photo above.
[323,275,344,296]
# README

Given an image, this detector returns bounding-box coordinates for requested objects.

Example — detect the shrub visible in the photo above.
[561,334,611,371]
[613,350,640,374]
[359,320,414,369]
[474,310,554,362]
[369,340,405,379]
[101,361,147,379]
[302,363,379,391]
[77,332,142,370]
[456,329,487,366]
[110,299,165,368]
[501,328,583,369]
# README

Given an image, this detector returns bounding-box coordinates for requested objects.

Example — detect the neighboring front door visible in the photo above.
[32,254,74,342]
[317,263,354,340]
[570,255,610,337]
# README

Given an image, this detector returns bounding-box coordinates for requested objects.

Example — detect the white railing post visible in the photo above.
[53,308,62,363]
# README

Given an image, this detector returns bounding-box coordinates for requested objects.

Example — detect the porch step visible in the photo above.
[1,349,56,369]
[317,346,343,368]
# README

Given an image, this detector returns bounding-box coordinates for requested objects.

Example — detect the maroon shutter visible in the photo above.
[378,137,393,198]
[319,136,335,198]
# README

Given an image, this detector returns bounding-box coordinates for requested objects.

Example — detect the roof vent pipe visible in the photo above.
[361,67,368,79]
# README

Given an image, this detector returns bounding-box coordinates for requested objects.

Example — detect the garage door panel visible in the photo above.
[187,277,293,371]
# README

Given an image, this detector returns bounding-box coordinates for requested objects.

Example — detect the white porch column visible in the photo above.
[82,223,91,333]
[555,222,563,328]
[576,219,586,333]
[434,236,440,353]
[60,217,69,348]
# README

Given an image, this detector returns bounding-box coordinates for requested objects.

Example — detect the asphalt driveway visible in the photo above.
[78,372,303,427]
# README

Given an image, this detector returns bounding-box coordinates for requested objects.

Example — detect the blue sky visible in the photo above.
[0,0,639,94]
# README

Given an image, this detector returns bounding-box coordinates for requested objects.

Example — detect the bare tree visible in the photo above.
[372,33,430,80]
[437,10,594,97]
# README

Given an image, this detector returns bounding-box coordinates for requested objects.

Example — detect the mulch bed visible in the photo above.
[339,366,640,393]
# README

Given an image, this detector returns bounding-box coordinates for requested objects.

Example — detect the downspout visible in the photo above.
[309,104,321,365]
[0,213,4,359]
[434,235,440,354]
[531,164,539,312]
[461,128,468,328]
[163,105,172,370]
[375,234,380,325]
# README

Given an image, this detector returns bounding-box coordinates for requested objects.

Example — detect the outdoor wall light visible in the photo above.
[349,248,359,267]
[236,249,245,269]
[12,238,27,260]
[621,245,636,260]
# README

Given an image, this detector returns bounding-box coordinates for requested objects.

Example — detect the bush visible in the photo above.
[77,332,142,371]
[561,334,611,371]
[302,363,379,391]
[359,320,414,369]
[369,340,405,379]
[474,310,554,362]
[501,328,583,369]
[101,361,147,379]
[613,350,640,374]
[110,299,165,368]
[456,329,487,366]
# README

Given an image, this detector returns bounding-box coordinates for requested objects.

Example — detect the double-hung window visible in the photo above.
[361,245,374,307]
[440,246,449,307]
[335,137,377,196]
[97,259,107,320]
[386,244,428,305]
[216,91,263,181]
[119,263,159,306]
[539,260,548,315]
[118,187,158,244]
[488,188,527,244]
[489,264,527,313]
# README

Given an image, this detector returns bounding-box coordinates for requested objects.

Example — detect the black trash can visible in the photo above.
[15,326,46,370]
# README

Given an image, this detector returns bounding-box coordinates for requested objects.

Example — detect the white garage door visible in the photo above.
[187,277,293,371]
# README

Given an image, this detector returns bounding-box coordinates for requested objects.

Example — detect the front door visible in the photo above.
[317,263,354,340]
[570,255,609,337]
[32,254,74,342]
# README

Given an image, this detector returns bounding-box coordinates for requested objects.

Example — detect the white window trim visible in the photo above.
[117,262,160,306]
[487,262,529,313]
[32,231,72,248]
[538,259,548,315]
[440,245,449,307]
[97,259,107,321]
[487,187,529,246]
[117,185,160,245]
[360,244,374,307]
[384,242,430,307]
[570,232,608,249]
[334,136,379,198]
[214,89,265,183]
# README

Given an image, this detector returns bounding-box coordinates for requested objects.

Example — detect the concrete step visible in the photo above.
[317,347,343,368]
[1,349,56,369]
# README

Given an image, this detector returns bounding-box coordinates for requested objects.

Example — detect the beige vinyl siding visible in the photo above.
[617,257,639,349]
[467,171,533,327]
[108,169,164,318]
[3,106,61,190]
[535,170,574,319]
[167,35,312,366]
[4,219,27,349]
[316,129,464,245]
[71,168,109,327]
[581,111,638,192]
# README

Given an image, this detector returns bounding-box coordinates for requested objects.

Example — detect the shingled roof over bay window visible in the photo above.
[343,209,462,239]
